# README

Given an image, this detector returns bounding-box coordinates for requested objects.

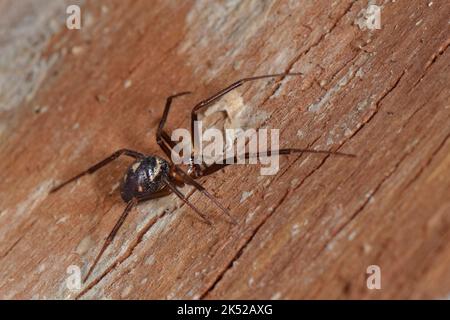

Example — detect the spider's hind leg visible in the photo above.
[50,149,144,193]
[163,177,212,226]
[172,165,236,224]
[83,188,172,283]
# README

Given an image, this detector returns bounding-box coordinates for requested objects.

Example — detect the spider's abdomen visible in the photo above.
[120,156,170,202]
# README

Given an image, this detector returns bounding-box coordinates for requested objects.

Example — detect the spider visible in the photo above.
[50,72,355,283]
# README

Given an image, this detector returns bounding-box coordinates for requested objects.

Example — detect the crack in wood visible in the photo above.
[310,102,449,265]
[282,0,357,76]
[343,68,407,143]
[0,218,38,262]
[266,135,323,190]
[411,39,450,90]
[0,234,25,261]
[280,68,410,263]
[403,132,450,191]
[75,208,172,299]
[189,3,363,298]
[249,0,357,130]
[76,183,205,299]
[311,140,416,263]
[199,188,290,299]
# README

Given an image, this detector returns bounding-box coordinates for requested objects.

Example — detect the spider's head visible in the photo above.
[120,156,170,202]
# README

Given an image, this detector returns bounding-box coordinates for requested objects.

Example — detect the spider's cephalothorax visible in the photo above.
[120,156,170,202]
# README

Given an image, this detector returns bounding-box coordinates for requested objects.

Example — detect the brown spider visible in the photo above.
[50,72,355,283]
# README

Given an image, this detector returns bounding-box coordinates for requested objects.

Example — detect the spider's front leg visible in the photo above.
[193,149,356,178]
[189,72,303,172]
[156,92,191,160]
[156,92,235,224]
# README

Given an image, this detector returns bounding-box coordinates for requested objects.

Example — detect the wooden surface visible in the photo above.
[0,0,449,299]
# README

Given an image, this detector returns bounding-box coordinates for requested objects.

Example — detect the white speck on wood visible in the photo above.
[145,254,155,266]
[37,264,46,274]
[240,190,254,203]
[123,79,132,89]
[363,243,373,254]
[271,292,282,300]
[291,223,301,238]
[109,182,120,195]
[248,277,254,287]
[121,285,133,298]
[71,46,84,55]
[76,236,93,255]
[245,207,258,224]
[308,67,356,112]
[348,231,357,241]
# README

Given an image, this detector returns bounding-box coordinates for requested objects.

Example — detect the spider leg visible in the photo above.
[163,177,212,226]
[196,148,356,177]
[157,124,234,224]
[172,165,237,224]
[50,149,144,193]
[159,130,192,165]
[190,72,303,166]
[156,92,192,161]
[158,92,192,135]
[83,197,137,283]
[83,188,172,283]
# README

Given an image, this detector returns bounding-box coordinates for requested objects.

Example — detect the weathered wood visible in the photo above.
[0,0,449,299]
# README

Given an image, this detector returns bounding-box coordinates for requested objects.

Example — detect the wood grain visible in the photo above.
[0,0,448,299]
